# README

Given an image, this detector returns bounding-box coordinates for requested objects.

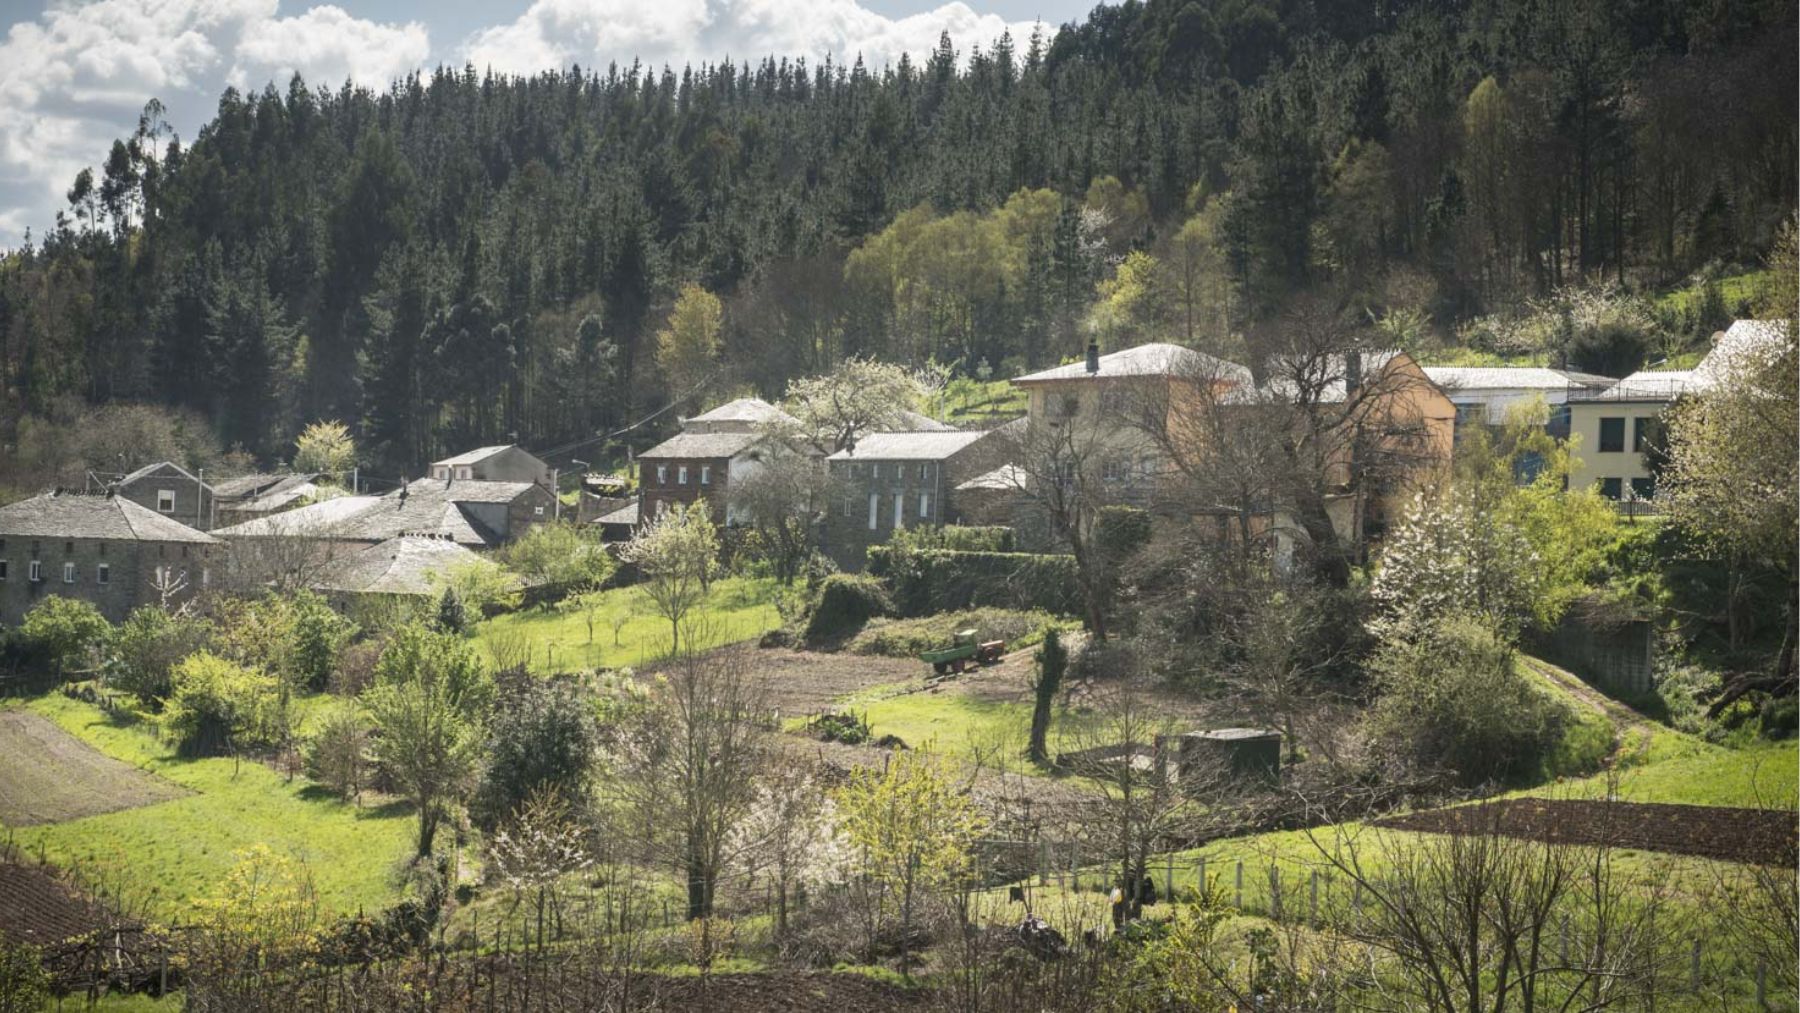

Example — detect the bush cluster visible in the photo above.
[845,608,1072,658]
[866,546,1081,617]
[803,574,894,643]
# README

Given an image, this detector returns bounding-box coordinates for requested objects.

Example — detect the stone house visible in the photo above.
[213,477,555,549]
[823,429,1005,570]
[429,445,553,488]
[634,397,805,527]
[115,461,216,531]
[0,490,220,626]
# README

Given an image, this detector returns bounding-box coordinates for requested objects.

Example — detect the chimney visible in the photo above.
[1344,351,1363,397]
[1086,340,1100,375]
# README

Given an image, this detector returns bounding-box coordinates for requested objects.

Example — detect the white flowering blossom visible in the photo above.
[1370,487,1544,640]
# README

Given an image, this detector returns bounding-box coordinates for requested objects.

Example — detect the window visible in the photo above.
[893,492,905,529]
[200,568,209,588]
[1454,403,1485,426]
[0,560,6,580]
[432,466,448,480]
[918,462,931,480]
[1055,393,1079,418]
[1630,477,1656,501]
[841,498,855,518]
[656,465,668,485]
[678,466,689,485]
[63,542,73,554]
[1100,387,1127,413]
[455,466,473,480]
[700,465,711,485]
[871,463,881,479]
[1599,477,1623,500]
[96,563,109,585]
[29,560,42,582]
[1598,417,1625,453]
[919,492,931,520]
[156,489,176,512]
[867,492,879,530]
[1633,417,1661,453]
[533,506,545,516]
[1102,458,1128,482]
[62,562,75,583]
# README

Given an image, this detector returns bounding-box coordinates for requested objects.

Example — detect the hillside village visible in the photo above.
[0,0,1795,1004]
[0,310,1795,1010]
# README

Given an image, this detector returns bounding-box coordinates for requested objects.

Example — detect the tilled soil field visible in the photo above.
[0,862,110,944]
[1378,798,1798,867]
[0,709,188,826]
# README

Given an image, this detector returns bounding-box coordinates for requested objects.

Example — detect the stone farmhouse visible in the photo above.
[0,490,219,625]
[115,462,321,531]
[824,429,1008,571]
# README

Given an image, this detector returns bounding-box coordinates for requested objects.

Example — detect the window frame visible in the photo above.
[700,465,712,485]
[655,464,668,485]
[62,561,75,583]
[156,489,176,512]
[919,491,931,520]
[1597,417,1626,453]
[1599,477,1623,500]
[96,563,109,585]
[677,465,689,485]
[29,560,43,582]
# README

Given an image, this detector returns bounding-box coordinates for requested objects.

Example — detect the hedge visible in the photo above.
[890,525,1016,553]
[804,574,895,643]
[866,546,1081,617]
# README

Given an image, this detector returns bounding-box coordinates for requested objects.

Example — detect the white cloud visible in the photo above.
[461,0,1037,77]
[0,0,429,247]
[231,5,429,91]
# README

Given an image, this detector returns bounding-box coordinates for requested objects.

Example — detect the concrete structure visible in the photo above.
[824,429,1006,570]
[429,445,552,488]
[1421,366,1615,436]
[0,490,220,625]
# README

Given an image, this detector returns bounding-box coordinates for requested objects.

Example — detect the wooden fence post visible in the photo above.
[1234,861,1243,909]
[1689,939,1701,992]
[1197,858,1206,901]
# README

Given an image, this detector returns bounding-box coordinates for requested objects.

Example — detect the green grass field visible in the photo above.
[4,694,414,919]
[937,377,1027,424]
[473,576,784,671]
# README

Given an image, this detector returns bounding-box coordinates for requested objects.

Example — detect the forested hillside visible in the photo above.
[0,0,1793,476]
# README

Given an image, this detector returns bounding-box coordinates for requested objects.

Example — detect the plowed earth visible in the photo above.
[0,709,187,826]
[1378,798,1798,867]
[0,862,110,945]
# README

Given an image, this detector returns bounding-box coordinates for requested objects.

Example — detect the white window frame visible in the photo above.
[871,463,881,479]
[62,561,76,583]
[918,462,931,480]
[919,492,931,520]
[455,466,473,480]
[656,465,668,485]
[534,506,545,516]
[29,560,42,582]
[700,465,711,485]
[893,492,905,529]
[677,465,689,485]
[867,492,879,530]
[96,563,109,585]
[156,489,176,512]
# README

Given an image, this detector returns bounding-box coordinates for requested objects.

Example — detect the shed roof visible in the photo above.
[0,491,219,543]
[596,501,640,526]
[828,430,990,461]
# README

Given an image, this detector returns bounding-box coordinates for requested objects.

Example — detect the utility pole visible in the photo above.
[196,468,206,530]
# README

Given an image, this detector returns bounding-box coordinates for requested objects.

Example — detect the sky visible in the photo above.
[0,0,1097,248]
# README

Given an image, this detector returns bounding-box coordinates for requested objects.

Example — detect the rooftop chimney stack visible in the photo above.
[1345,350,1363,397]
[1086,340,1100,375]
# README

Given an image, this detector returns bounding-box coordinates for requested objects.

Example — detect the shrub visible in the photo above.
[163,652,279,757]
[497,520,615,598]
[845,608,1073,658]
[290,590,356,690]
[803,574,894,643]
[19,595,111,677]
[1367,616,1564,787]
[306,705,372,801]
[473,678,600,830]
[867,547,1081,617]
[435,587,469,635]
[889,525,1015,553]
[1094,506,1152,559]
[0,940,50,1013]
[107,605,213,705]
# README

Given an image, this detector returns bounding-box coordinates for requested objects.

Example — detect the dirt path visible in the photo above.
[0,709,188,827]
[1519,655,1656,766]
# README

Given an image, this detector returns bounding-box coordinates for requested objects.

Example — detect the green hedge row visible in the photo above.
[866,546,1081,617]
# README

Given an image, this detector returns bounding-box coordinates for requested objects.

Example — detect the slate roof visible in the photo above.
[596,501,640,526]
[312,535,494,596]
[1012,343,1254,385]
[212,479,537,546]
[637,431,763,459]
[899,410,955,431]
[231,482,320,514]
[432,445,515,467]
[685,397,798,428]
[118,460,209,491]
[212,472,318,501]
[0,491,219,543]
[1423,367,1616,392]
[828,430,990,461]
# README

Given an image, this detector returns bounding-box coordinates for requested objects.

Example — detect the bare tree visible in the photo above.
[733,442,838,584]
[994,410,1123,640]
[607,642,772,925]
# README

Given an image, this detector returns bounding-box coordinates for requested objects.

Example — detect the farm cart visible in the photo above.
[919,629,1007,674]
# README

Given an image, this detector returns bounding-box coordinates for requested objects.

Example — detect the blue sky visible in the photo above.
[0,0,1096,247]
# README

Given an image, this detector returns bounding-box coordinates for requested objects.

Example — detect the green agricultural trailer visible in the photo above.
[919,628,1006,674]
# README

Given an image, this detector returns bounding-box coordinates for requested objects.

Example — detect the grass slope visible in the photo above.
[474,576,783,672]
[3,694,413,919]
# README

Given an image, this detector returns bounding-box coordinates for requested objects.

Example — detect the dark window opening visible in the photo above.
[1600,477,1623,500]
[1598,418,1625,453]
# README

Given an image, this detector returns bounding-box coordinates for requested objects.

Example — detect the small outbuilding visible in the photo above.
[1160,728,1282,790]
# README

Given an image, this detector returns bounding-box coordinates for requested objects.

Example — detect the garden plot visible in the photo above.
[0,861,110,945]
[1379,798,1798,867]
[0,709,187,826]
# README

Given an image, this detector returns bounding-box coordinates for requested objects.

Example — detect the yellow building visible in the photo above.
[1566,372,1687,504]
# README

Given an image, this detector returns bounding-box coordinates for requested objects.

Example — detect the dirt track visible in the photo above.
[0,709,187,827]
[1378,798,1799,867]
